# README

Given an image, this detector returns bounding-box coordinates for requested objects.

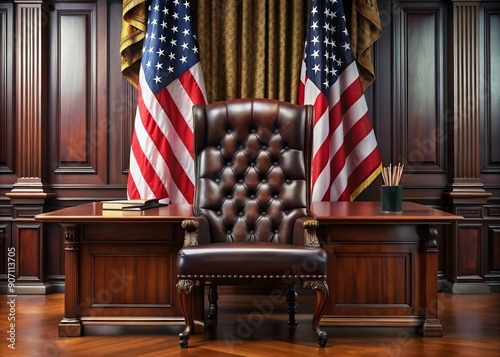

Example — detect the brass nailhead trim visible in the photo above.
[177,274,327,279]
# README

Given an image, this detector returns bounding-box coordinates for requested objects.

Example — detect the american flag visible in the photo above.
[299,0,382,201]
[127,0,207,204]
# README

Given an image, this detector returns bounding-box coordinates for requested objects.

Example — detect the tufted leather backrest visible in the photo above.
[192,98,314,244]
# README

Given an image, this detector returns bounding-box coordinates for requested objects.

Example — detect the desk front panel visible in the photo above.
[75,221,192,325]
[319,223,429,326]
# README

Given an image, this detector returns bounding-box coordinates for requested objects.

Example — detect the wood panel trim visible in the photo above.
[450,2,481,180]
[14,3,48,179]
[0,4,14,175]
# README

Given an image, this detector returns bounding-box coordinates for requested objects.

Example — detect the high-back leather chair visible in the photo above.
[176,98,329,348]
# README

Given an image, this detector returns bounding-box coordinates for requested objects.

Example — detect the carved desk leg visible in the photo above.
[421,225,443,337]
[58,224,82,337]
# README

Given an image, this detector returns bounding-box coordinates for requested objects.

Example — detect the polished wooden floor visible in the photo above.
[1,291,499,356]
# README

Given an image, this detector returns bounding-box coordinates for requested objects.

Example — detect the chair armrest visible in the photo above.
[181,216,211,246]
[181,219,199,246]
[304,219,320,247]
[293,216,321,247]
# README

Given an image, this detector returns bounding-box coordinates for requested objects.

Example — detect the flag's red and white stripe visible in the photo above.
[299,0,381,202]
[126,0,207,204]
[127,63,207,204]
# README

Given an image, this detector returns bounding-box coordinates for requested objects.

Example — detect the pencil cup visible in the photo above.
[381,185,403,213]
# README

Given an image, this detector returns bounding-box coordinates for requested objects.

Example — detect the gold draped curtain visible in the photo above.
[193,0,307,103]
[120,0,381,101]
[121,0,308,103]
[120,0,148,88]
[350,0,382,90]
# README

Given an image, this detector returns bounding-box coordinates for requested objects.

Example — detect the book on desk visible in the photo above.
[102,198,169,211]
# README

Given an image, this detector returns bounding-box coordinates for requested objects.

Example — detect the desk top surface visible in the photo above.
[310,201,463,223]
[36,201,462,224]
[35,202,194,222]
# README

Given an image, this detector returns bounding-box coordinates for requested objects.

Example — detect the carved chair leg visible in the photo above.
[207,285,218,322]
[177,279,198,348]
[305,279,329,347]
[286,285,298,326]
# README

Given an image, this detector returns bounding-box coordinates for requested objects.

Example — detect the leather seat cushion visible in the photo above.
[177,242,327,278]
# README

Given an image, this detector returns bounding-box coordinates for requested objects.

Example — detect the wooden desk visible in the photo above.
[37,201,462,338]
[311,201,463,337]
[36,202,199,337]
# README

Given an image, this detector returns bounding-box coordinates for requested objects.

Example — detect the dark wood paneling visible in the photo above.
[488,225,500,271]
[88,251,172,306]
[0,223,11,277]
[16,223,42,279]
[55,9,95,171]
[44,223,65,283]
[48,2,108,187]
[482,8,500,171]
[406,13,441,167]
[457,224,482,277]
[82,222,174,242]
[59,14,89,164]
[437,226,447,284]
[398,4,445,176]
[447,2,482,181]
[372,0,449,202]
[15,4,48,178]
[486,14,500,165]
[0,3,14,176]
[470,3,499,292]
[332,251,412,305]
[316,212,444,321]
[76,225,184,319]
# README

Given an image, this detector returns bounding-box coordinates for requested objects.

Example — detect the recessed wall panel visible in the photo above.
[397,4,446,176]
[49,3,103,180]
[489,226,500,271]
[59,14,89,164]
[486,12,500,167]
[407,13,438,165]
[0,5,13,174]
